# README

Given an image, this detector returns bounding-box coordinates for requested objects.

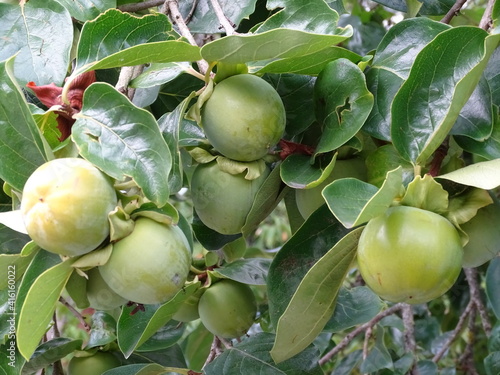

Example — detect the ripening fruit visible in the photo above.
[295,157,367,219]
[21,158,117,256]
[198,279,257,338]
[99,218,191,305]
[201,74,286,162]
[190,161,270,235]
[357,206,463,305]
[68,351,120,375]
[86,267,127,311]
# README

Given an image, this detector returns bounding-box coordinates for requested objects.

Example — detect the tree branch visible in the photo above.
[319,303,405,366]
[164,0,210,74]
[59,297,91,332]
[115,65,145,101]
[440,0,468,24]
[479,0,496,30]
[118,0,164,12]
[465,267,492,335]
[209,0,237,35]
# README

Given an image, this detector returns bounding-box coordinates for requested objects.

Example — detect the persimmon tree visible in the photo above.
[1,0,500,374]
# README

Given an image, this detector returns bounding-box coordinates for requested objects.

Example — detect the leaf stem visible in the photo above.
[440,0,468,24]
[318,303,405,366]
[59,296,91,332]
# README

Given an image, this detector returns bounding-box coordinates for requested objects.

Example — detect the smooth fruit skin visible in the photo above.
[86,267,127,311]
[68,351,120,375]
[295,157,367,219]
[198,280,257,338]
[357,206,463,305]
[190,161,270,235]
[21,158,117,256]
[99,218,191,305]
[201,74,286,162]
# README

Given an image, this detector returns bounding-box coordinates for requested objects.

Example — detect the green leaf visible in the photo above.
[267,205,352,328]
[325,286,384,332]
[485,352,500,375]
[130,62,191,89]
[486,257,500,319]
[271,227,361,363]
[437,159,500,190]
[201,28,352,64]
[280,154,336,189]
[56,0,115,22]
[212,258,271,285]
[365,144,415,187]
[360,327,393,373]
[364,18,450,140]
[73,82,172,207]
[136,320,185,352]
[0,57,50,192]
[181,322,213,372]
[370,0,454,15]
[0,218,30,252]
[0,0,73,86]
[17,258,75,360]
[191,213,242,251]
[251,47,361,75]
[392,28,500,165]
[314,58,374,155]
[64,271,89,310]
[117,282,200,358]
[86,311,117,349]
[0,253,35,290]
[484,46,500,107]
[21,337,83,375]
[323,167,403,228]
[204,332,323,375]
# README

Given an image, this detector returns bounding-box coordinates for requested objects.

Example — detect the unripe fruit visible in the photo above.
[99,218,191,305]
[21,158,117,256]
[201,74,286,162]
[198,280,257,338]
[295,157,367,219]
[357,206,463,305]
[86,267,127,311]
[190,161,270,235]
[68,351,120,375]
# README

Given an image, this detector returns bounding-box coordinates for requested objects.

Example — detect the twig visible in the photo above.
[402,304,416,353]
[458,307,479,374]
[209,0,237,35]
[115,65,145,101]
[432,299,475,362]
[202,336,222,369]
[465,267,492,335]
[118,0,164,12]
[185,0,199,24]
[479,0,496,30]
[440,0,468,24]
[165,0,210,74]
[362,327,372,360]
[59,297,91,332]
[319,303,405,366]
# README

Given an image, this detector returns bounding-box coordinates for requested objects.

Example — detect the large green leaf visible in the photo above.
[271,227,361,363]
[267,205,352,328]
[392,28,500,165]
[57,0,115,22]
[323,167,403,228]
[72,83,172,207]
[21,338,83,374]
[455,109,500,160]
[0,0,73,86]
[204,332,323,375]
[437,159,500,190]
[200,27,352,64]
[314,58,373,155]
[370,0,454,15]
[212,258,271,285]
[0,57,50,193]
[73,9,200,75]
[117,282,200,358]
[280,153,336,189]
[363,18,450,140]
[17,259,74,360]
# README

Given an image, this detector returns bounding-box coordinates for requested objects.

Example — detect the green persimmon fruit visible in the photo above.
[172,293,201,322]
[86,267,128,310]
[190,161,270,235]
[68,351,120,375]
[21,158,117,256]
[198,279,257,338]
[99,217,191,305]
[461,201,500,268]
[295,157,367,219]
[201,74,286,162]
[357,206,463,305]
